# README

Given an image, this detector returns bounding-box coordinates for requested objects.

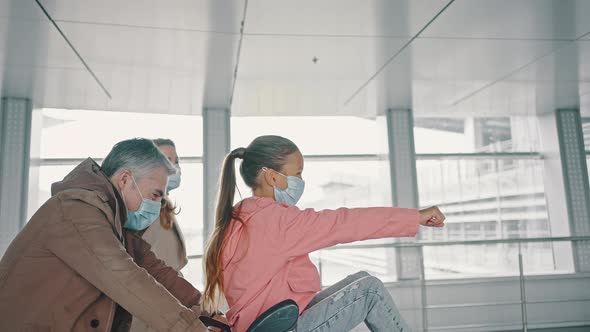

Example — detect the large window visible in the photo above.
[415,116,561,279]
[33,109,204,284]
[31,112,585,289]
[232,116,396,285]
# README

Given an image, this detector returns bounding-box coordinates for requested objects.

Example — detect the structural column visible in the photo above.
[386,108,427,331]
[540,109,590,272]
[555,109,590,271]
[0,98,33,255]
[202,108,231,249]
[386,108,421,279]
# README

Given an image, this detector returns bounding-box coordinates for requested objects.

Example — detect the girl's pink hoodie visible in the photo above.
[221,197,419,332]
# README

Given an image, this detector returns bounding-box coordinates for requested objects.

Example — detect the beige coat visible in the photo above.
[142,217,189,272]
[0,158,206,332]
[130,217,190,332]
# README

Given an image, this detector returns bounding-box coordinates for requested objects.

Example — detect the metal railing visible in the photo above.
[320,236,590,332]
[188,236,590,331]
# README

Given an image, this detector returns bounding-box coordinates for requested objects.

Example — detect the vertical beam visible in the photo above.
[202,108,230,249]
[386,108,426,331]
[535,2,582,273]
[25,107,42,221]
[0,98,32,255]
[200,1,241,253]
[539,111,576,272]
[556,109,590,272]
[386,108,421,278]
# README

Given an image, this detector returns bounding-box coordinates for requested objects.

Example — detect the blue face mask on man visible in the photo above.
[263,167,305,206]
[124,175,161,231]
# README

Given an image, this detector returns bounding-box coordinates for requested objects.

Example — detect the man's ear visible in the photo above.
[118,169,132,189]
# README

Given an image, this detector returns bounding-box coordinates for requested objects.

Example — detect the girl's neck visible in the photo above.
[252,186,275,199]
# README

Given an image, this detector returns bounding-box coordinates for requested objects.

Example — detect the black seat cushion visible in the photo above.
[246,299,299,332]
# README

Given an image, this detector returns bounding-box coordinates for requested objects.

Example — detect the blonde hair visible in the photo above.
[159,196,179,230]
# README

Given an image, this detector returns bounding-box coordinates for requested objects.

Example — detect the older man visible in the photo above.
[0,138,207,331]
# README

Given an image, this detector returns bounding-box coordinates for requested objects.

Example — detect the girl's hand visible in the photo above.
[419,206,445,227]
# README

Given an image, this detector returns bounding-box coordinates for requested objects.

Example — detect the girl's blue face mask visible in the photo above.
[263,167,305,206]
[124,175,161,231]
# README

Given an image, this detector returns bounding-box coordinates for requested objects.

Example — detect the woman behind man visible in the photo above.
[130,138,188,332]
[203,135,445,332]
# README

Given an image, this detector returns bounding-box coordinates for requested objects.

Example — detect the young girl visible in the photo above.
[203,135,445,332]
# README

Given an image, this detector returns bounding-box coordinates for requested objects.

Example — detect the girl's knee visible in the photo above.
[351,271,371,279]
[362,275,387,291]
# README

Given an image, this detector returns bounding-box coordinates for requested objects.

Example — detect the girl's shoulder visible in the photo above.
[233,196,293,222]
[234,196,288,210]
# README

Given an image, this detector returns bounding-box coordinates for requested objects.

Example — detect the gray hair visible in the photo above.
[101,138,176,179]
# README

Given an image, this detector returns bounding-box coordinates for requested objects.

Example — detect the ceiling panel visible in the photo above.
[411,41,586,117]
[1,64,206,115]
[238,35,408,80]
[422,0,590,40]
[41,0,244,33]
[231,79,367,116]
[57,22,214,74]
[0,10,86,105]
[410,38,568,107]
[50,21,239,114]
[0,0,45,21]
[233,34,409,116]
[2,0,589,118]
[412,39,566,81]
[341,35,569,116]
[0,18,83,69]
[244,0,450,37]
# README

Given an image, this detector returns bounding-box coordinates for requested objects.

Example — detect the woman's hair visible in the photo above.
[152,138,176,149]
[159,196,179,230]
[152,138,179,230]
[202,135,299,312]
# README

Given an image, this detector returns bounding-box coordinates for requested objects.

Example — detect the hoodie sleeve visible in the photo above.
[45,194,206,332]
[263,204,419,258]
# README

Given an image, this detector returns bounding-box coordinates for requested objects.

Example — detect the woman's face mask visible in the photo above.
[263,167,305,206]
[167,165,182,192]
[124,175,161,231]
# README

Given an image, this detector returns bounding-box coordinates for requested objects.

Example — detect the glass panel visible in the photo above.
[417,159,549,241]
[314,247,398,286]
[416,157,567,279]
[182,257,204,291]
[41,108,203,158]
[423,241,567,279]
[167,163,204,255]
[36,165,77,209]
[231,116,389,155]
[424,243,518,279]
[414,116,541,153]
